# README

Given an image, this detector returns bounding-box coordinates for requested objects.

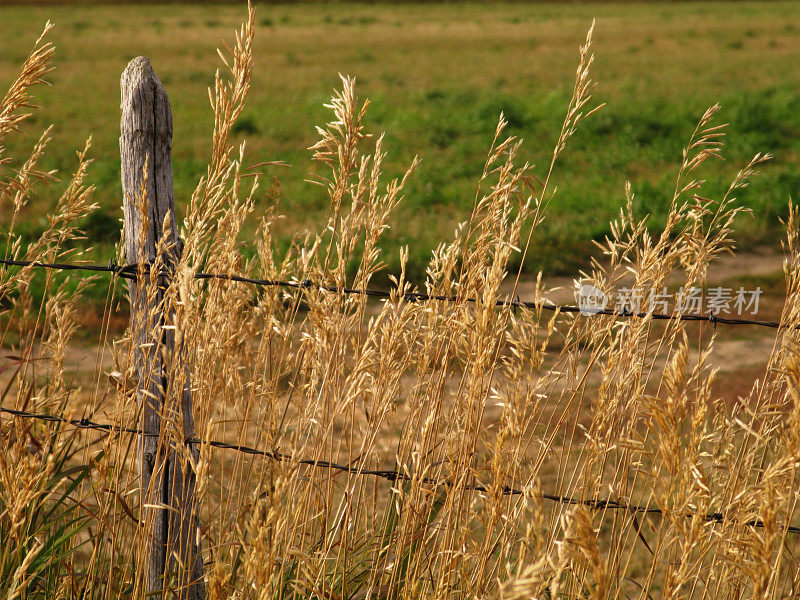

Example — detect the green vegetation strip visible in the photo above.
[2,2,798,281]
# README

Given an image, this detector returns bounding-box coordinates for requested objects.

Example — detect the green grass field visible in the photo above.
[2,1,800,285]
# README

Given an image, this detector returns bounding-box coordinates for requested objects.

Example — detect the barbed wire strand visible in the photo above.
[2,259,795,533]
[2,406,798,536]
[0,258,788,330]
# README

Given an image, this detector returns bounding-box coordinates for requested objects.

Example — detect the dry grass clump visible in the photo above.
[3,7,800,600]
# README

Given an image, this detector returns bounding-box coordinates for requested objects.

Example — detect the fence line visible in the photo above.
[2,405,798,536]
[3,258,796,535]
[0,258,790,330]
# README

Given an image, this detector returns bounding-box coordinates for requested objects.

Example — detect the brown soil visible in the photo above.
[518,246,786,403]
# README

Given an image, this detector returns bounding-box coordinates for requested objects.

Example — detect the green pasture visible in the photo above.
[2,1,799,291]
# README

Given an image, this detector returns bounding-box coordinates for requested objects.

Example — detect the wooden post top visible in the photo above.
[120,56,177,263]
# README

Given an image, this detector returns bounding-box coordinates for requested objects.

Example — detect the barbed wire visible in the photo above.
[2,405,798,536]
[0,258,789,330]
[0,258,138,279]
[4,259,796,529]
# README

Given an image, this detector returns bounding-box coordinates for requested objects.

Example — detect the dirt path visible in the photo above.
[2,249,786,411]
[508,245,785,304]
[506,246,786,397]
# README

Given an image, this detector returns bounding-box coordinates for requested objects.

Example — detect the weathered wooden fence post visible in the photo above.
[121,56,205,599]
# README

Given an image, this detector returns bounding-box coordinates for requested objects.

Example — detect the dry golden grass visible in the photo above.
[3,6,800,600]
